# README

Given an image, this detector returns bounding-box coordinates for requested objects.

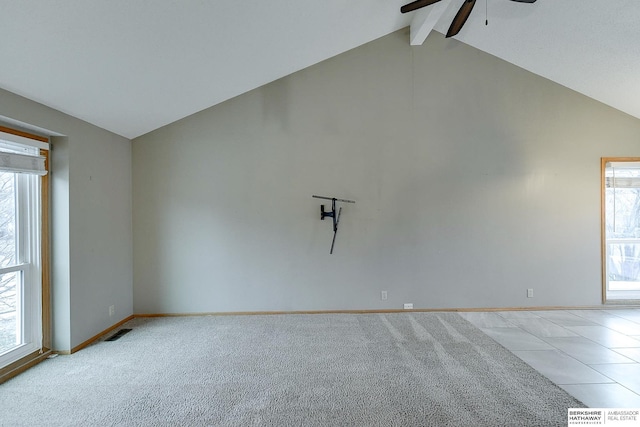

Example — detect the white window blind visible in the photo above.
[605,162,640,189]
[0,151,47,175]
[0,132,48,176]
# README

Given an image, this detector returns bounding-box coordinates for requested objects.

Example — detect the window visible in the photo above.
[0,127,49,378]
[602,158,640,303]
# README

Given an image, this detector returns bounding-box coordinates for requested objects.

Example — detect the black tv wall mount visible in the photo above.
[312,195,355,254]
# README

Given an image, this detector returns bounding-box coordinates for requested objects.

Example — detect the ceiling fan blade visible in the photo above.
[400,0,443,14]
[446,0,476,38]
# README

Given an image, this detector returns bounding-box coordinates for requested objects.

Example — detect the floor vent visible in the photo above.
[105,329,132,341]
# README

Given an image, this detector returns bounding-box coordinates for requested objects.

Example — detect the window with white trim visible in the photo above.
[0,131,48,371]
[602,159,640,303]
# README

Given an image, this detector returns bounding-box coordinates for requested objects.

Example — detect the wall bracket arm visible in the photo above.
[312,195,355,254]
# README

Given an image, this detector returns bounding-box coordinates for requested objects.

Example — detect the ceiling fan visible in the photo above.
[400,0,537,38]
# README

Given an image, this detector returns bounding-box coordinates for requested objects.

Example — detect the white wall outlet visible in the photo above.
[403,303,413,310]
[381,291,388,301]
[527,289,533,298]
[109,305,115,316]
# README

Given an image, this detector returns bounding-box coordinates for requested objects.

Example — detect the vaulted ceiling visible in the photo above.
[1,1,639,139]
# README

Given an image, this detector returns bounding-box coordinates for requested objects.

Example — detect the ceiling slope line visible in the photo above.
[409,0,454,45]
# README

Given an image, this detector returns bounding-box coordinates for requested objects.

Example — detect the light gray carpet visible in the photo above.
[0,313,583,426]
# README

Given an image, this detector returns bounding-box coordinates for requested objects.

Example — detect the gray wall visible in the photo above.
[133,30,640,313]
[0,89,133,351]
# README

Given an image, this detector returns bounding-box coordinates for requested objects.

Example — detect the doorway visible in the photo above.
[602,158,640,303]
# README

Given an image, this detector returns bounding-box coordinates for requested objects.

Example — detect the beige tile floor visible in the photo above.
[459,308,640,408]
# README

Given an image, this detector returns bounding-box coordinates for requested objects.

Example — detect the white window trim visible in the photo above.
[0,147,44,367]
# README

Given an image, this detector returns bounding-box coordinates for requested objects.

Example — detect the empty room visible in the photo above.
[1,1,640,425]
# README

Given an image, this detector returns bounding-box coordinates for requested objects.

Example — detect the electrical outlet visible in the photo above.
[527,289,533,298]
[381,291,388,301]
[109,305,115,316]
[403,303,413,310]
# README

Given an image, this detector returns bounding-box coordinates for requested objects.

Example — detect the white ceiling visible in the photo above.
[1,1,639,139]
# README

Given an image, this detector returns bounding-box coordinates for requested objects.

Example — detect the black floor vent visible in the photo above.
[105,329,132,341]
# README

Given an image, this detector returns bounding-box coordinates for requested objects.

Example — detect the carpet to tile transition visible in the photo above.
[0,313,584,426]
